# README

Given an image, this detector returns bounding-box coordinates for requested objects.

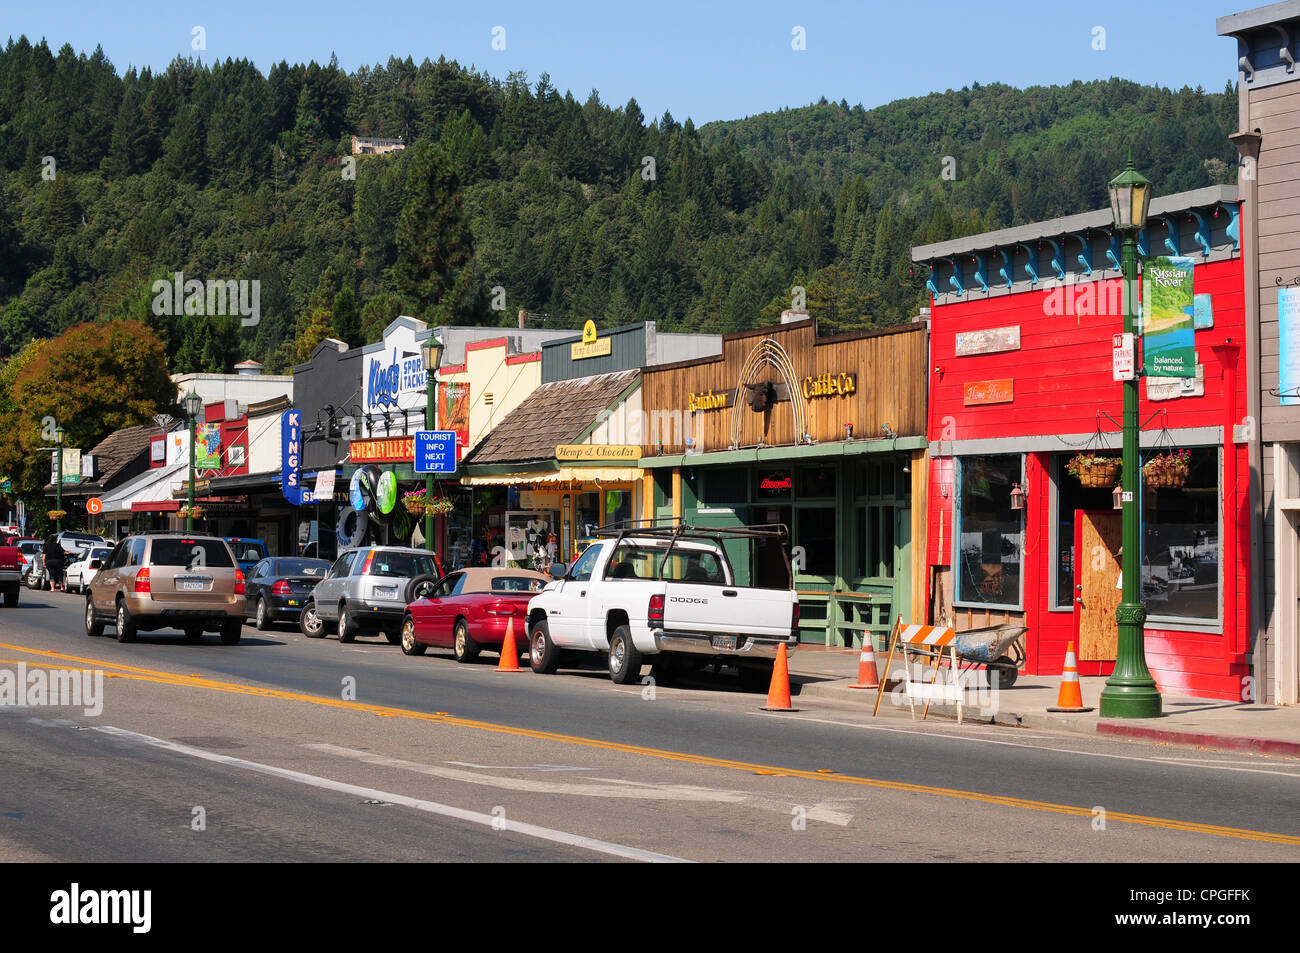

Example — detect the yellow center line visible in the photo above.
[3,641,1298,847]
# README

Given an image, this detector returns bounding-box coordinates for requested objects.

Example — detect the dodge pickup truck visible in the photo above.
[0,543,22,607]
[525,523,798,688]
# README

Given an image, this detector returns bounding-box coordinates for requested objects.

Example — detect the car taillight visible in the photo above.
[234,569,245,595]
[485,601,513,616]
[272,580,290,594]
[134,568,151,593]
[791,600,800,631]
[648,593,665,627]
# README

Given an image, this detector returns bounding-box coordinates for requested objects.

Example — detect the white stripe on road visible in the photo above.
[93,725,690,863]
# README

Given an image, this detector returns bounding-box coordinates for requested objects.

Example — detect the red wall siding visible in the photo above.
[925,257,1249,701]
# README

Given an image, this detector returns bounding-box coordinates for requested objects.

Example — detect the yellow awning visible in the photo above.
[460,466,643,486]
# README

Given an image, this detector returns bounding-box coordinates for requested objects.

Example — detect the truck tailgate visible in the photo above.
[662,583,794,640]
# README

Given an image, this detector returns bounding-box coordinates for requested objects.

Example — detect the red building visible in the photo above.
[912,184,1248,700]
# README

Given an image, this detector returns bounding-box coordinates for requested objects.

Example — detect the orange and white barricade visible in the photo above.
[872,616,966,724]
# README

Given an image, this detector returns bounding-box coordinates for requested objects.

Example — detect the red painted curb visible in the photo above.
[1096,721,1300,757]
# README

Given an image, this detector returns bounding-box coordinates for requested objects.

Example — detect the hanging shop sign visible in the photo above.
[349,465,381,513]
[195,423,222,469]
[375,471,399,515]
[962,379,1014,406]
[1142,255,1196,378]
[350,435,416,463]
[313,470,336,500]
[280,410,314,505]
[555,444,639,461]
[571,320,612,360]
[802,372,857,399]
[688,390,729,412]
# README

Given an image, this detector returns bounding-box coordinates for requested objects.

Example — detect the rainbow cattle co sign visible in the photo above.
[555,444,639,461]
[571,320,612,360]
[802,372,857,399]
[688,390,728,412]
[963,379,1014,406]
[350,436,416,463]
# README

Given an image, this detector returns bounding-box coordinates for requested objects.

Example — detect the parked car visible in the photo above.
[400,568,549,662]
[84,533,246,644]
[244,556,331,629]
[299,546,443,643]
[65,546,114,594]
[0,542,22,607]
[223,537,270,575]
[18,540,50,590]
[525,524,799,688]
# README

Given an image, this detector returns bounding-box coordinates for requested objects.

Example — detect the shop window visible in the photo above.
[605,489,632,528]
[703,467,747,504]
[795,507,836,577]
[1142,447,1219,623]
[856,505,895,579]
[954,455,1024,608]
[798,466,836,498]
[1053,456,1117,609]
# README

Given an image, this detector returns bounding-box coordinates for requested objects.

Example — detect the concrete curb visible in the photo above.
[789,675,1300,756]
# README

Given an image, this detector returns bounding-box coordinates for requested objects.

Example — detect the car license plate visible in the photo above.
[711,635,738,651]
[181,581,205,591]
[288,599,299,607]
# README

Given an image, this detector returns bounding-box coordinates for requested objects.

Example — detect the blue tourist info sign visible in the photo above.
[414,430,458,474]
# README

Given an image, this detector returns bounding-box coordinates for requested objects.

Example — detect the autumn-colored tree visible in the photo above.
[1,321,174,497]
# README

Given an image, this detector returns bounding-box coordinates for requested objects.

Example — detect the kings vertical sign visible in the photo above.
[281,410,312,505]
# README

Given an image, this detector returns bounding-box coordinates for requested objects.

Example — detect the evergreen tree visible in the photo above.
[394,143,473,318]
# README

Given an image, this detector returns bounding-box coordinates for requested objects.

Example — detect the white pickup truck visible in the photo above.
[525,524,799,688]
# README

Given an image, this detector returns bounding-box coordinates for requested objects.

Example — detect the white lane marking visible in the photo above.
[768,714,1300,779]
[445,762,594,772]
[311,743,747,801]
[93,726,687,863]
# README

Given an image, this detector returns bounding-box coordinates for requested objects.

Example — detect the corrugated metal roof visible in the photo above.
[462,369,639,466]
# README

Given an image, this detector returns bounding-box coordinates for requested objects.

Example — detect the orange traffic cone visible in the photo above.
[495,617,523,672]
[1046,641,1094,712]
[761,643,799,712]
[848,639,880,690]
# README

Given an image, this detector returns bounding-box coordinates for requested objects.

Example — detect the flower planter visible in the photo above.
[1069,458,1121,488]
[1143,463,1189,489]
[404,501,426,516]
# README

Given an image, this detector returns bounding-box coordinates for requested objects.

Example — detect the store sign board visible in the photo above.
[954,325,1020,356]
[962,379,1014,406]
[555,445,639,461]
[281,410,314,505]
[570,337,612,360]
[313,470,336,500]
[687,390,729,412]
[802,372,857,399]
[351,435,416,463]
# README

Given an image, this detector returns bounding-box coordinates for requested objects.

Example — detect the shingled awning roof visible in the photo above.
[52,421,177,496]
[462,369,639,467]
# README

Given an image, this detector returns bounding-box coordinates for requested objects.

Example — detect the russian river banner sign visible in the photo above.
[1142,256,1196,378]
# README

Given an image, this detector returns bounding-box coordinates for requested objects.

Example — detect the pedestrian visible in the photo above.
[43,532,67,592]
[545,533,557,564]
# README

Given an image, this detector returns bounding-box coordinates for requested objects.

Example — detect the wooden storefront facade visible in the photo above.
[636,318,930,648]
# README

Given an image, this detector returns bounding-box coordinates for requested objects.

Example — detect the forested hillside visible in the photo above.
[0,38,1240,374]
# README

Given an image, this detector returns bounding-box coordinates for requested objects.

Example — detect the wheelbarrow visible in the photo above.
[952,624,1027,688]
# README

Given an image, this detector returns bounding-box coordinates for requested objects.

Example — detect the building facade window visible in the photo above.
[1052,455,1116,609]
[1142,447,1219,623]
[954,454,1024,608]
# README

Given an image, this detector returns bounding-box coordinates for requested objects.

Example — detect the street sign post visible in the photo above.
[413,430,458,474]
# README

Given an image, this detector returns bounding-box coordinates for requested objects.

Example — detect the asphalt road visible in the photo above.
[1,590,1298,863]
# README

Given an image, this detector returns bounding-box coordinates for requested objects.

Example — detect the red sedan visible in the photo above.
[400,568,550,663]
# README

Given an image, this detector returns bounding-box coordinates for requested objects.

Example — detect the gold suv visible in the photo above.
[85,533,247,644]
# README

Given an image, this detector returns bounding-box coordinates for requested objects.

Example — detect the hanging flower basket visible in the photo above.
[46,509,67,521]
[177,505,205,519]
[1065,453,1121,488]
[1143,449,1190,489]
[402,488,428,516]
[426,496,456,516]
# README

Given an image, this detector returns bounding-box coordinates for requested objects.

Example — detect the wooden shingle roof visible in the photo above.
[462,369,638,466]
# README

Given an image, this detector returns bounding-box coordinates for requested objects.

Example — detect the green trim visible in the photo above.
[641,436,925,468]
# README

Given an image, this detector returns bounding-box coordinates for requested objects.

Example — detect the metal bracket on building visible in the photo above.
[1016,244,1038,285]
[1161,215,1181,257]
[1071,232,1093,276]
[1220,203,1240,252]
[1269,386,1300,398]
[997,248,1014,289]
[1189,210,1211,258]
[1274,274,1300,287]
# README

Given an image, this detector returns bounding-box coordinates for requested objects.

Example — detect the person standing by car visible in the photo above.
[43,532,67,592]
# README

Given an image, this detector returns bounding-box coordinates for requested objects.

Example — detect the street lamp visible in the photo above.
[184,389,203,532]
[1101,159,1161,719]
[54,425,64,532]
[421,336,444,553]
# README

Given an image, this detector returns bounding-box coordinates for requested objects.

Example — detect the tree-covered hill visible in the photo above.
[0,37,1240,375]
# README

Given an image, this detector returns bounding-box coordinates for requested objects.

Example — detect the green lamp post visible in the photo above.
[184,389,203,532]
[54,425,64,532]
[420,336,444,553]
[1100,160,1162,719]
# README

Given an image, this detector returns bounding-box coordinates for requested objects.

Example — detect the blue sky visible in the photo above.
[6,0,1246,124]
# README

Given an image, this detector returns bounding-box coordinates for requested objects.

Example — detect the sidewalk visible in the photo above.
[785,645,1300,757]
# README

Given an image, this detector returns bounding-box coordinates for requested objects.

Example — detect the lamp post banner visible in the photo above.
[1141,255,1195,378]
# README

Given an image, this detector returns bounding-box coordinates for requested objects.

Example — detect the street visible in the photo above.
[1,593,1297,863]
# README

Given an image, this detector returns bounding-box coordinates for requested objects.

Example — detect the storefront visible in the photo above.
[637,318,930,648]
[913,184,1247,699]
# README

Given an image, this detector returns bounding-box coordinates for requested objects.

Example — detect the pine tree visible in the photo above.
[394,143,473,318]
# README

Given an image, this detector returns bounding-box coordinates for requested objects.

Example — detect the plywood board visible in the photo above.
[1076,511,1121,662]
